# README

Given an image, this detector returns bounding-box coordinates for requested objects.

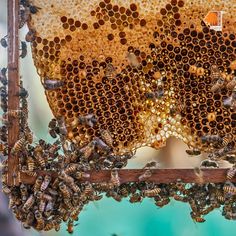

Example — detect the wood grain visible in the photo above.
[7,0,20,186]
[19,168,236,185]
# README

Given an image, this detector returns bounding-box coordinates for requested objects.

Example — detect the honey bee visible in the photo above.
[143,188,161,197]
[226,77,236,90]
[20,183,28,202]
[127,52,140,67]
[59,182,71,198]
[138,170,152,182]
[223,181,236,194]
[19,41,27,58]
[59,171,80,192]
[227,165,236,180]
[65,163,80,175]
[40,175,51,191]
[34,150,46,169]
[25,29,36,42]
[186,148,201,156]
[23,194,35,212]
[145,88,164,101]
[105,63,116,79]
[209,143,234,159]
[173,194,189,202]
[43,78,65,90]
[155,197,170,207]
[107,190,122,202]
[57,116,67,135]
[83,181,94,196]
[201,135,222,144]
[70,206,81,221]
[194,167,204,184]
[34,210,45,231]
[26,156,35,172]
[22,212,34,229]
[67,219,79,234]
[211,65,222,81]
[223,89,236,109]
[110,170,120,187]
[76,113,97,128]
[0,36,8,48]
[200,159,219,168]
[190,212,205,223]
[94,137,111,153]
[34,175,43,192]
[143,161,159,169]
[39,199,46,213]
[79,141,96,159]
[11,137,26,154]
[100,129,113,147]
[211,78,225,92]
[74,171,91,180]
[0,68,7,85]
[129,193,143,203]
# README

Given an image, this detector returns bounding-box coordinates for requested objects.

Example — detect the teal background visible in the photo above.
[0,0,236,235]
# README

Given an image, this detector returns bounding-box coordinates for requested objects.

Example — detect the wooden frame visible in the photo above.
[7,0,235,187]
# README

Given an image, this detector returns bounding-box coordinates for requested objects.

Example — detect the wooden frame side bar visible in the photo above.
[7,0,20,186]
[20,168,236,185]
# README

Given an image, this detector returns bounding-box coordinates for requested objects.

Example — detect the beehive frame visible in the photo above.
[6,0,236,187]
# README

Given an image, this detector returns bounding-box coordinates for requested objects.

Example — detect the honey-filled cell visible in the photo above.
[29,0,236,154]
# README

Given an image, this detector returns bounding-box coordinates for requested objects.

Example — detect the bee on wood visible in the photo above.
[226,77,236,91]
[223,181,236,195]
[143,188,161,197]
[59,171,80,193]
[227,165,236,180]
[3,109,22,119]
[25,29,36,42]
[18,81,29,98]
[43,78,65,90]
[110,170,120,187]
[22,194,35,212]
[34,210,45,231]
[59,182,71,198]
[74,171,90,180]
[20,41,27,58]
[0,68,7,85]
[143,161,159,169]
[200,159,219,168]
[40,175,51,191]
[67,219,79,234]
[194,167,204,184]
[186,148,201,156]
[138,170,152,182]
[11,137,27,154]
[0,36,8,48]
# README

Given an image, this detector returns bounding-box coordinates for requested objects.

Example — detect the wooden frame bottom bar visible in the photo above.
[19,168,236,185]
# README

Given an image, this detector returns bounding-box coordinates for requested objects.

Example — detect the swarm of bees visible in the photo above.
[1,0,236,233]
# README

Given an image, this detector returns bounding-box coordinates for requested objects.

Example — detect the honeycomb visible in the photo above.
[28,0,236,154]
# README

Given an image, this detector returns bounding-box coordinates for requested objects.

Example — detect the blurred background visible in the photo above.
[0,0,236,235]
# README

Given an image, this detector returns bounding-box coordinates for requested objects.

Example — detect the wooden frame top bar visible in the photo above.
[20,168,236,185]
[7,0,20,186]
